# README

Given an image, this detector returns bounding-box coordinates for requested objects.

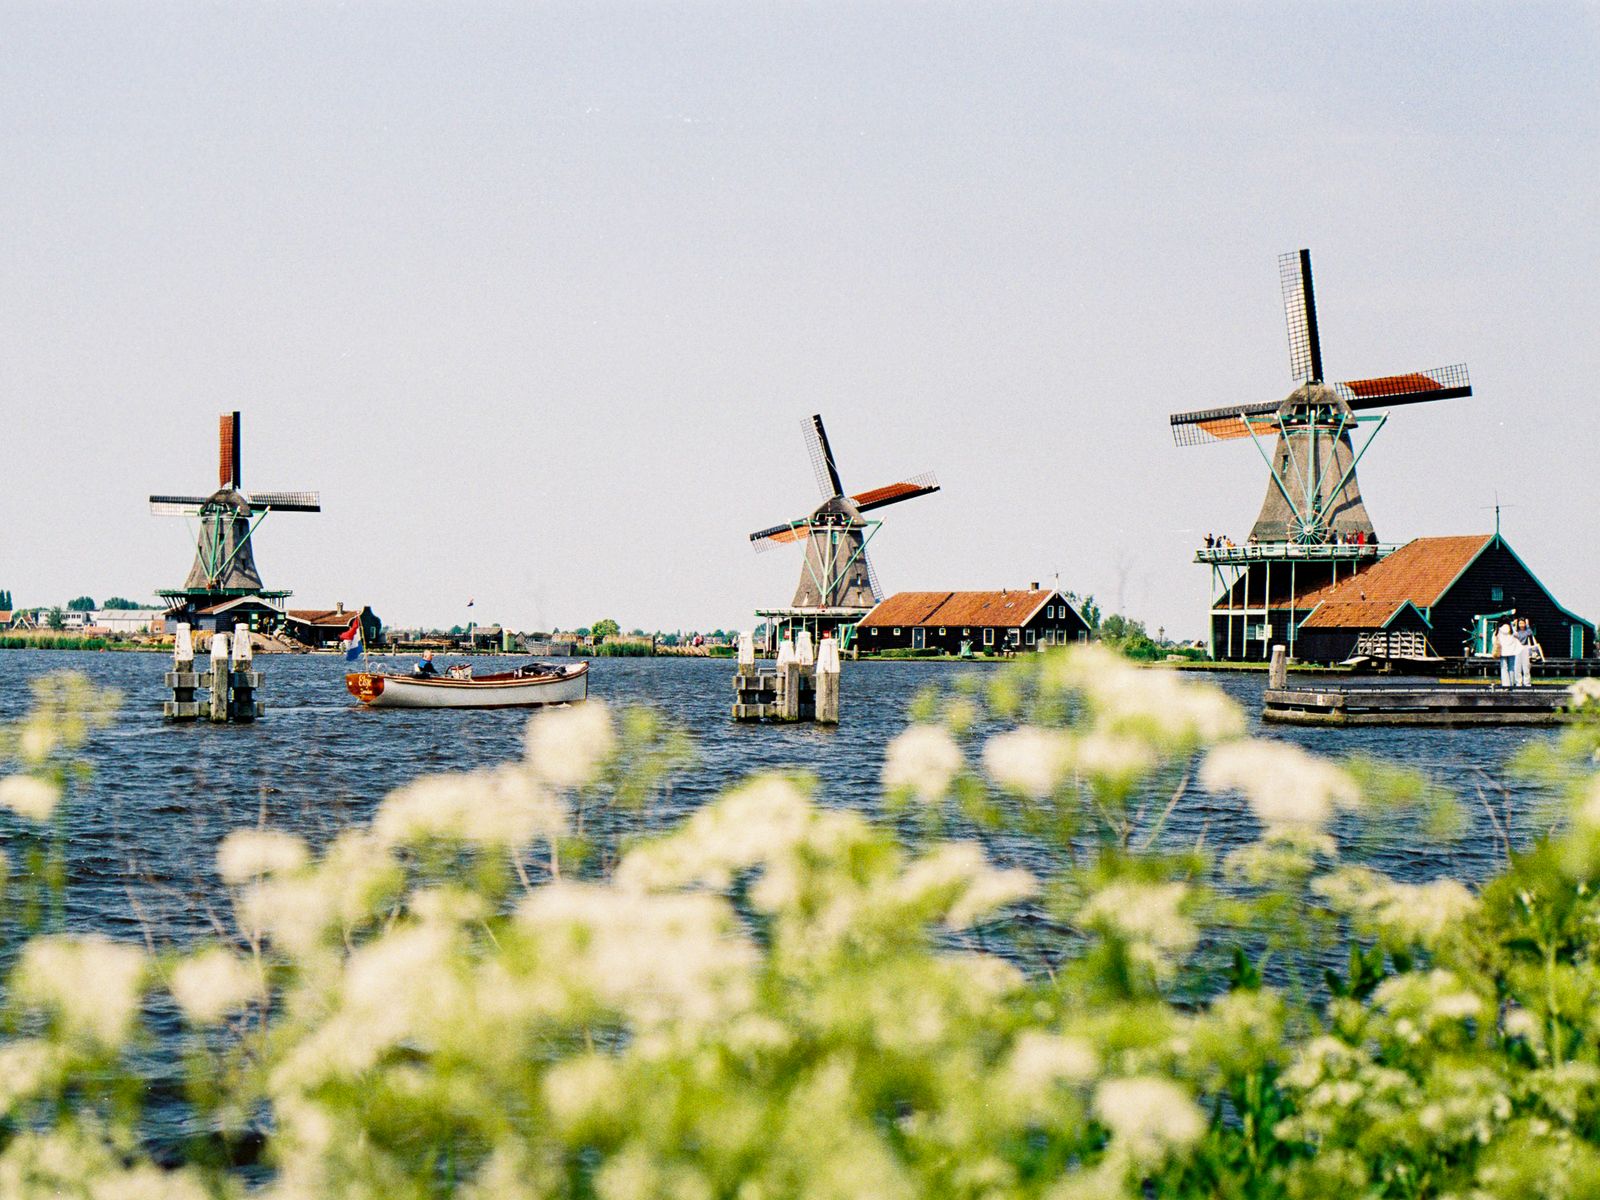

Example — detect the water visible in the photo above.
[0,651,1566,945]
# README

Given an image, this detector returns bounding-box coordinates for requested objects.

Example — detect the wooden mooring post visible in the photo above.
[165,622,264,723]
[732,630,839,724]
[1268,644,1288,690]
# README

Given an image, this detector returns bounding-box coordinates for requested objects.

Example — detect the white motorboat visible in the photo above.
[346,661,589,709]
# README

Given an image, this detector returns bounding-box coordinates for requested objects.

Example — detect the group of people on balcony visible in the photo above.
[1201,529,1375,551]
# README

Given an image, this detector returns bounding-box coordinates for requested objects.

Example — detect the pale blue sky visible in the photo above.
[3,3,1596,634]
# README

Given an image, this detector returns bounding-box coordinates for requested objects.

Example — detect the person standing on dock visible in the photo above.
[1496,622,1519,688]
[1514,619,1536,686]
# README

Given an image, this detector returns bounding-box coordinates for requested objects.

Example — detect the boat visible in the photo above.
[345,661,590,709]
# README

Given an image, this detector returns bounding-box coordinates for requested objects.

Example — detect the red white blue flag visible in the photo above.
[341,615,363,661]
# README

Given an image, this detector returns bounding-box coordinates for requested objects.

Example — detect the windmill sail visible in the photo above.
[1170,250,1471,544]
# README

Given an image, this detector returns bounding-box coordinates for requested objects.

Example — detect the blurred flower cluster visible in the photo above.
[6,653,1600,1196]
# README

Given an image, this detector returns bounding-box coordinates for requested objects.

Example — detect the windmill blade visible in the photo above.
[246,490,322,512]
[749,520,811,553]
[220,411,241,489]
[851,473,940,513]
[863,549,883,602]
[1279,249,1324,383]
[1337,364,1471,412]
[803,414,844,498]
[1169,401,1281,447]
[149,496,208,516]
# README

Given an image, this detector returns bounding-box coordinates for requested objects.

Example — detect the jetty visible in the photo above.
[1260,646,1572,726]
[732,631,840,724]
[164,623,263,723]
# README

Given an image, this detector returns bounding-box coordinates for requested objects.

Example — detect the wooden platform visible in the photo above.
[1262,684,1575,726]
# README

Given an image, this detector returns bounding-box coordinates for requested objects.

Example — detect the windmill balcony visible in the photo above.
[1194,541,1396,566]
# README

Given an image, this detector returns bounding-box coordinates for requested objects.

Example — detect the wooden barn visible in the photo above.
[1290,533,1594,664]
[284,605,382,649]
[857,588,1091,655]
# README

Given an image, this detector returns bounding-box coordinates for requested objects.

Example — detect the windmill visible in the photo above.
[1169,249,1471,544]
[750,414,938,637]
[151,412,321,614]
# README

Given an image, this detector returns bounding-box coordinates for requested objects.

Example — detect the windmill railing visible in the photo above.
[1194,542,1399,566]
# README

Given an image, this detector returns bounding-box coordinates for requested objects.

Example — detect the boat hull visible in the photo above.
[346,663,589,709]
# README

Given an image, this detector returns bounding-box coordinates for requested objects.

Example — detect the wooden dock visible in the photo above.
[1262,684,1573,726]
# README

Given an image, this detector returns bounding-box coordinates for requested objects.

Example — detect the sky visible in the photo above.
[2,2,1597,637]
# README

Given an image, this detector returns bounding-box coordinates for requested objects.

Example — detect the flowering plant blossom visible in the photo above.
[10,654,1600,1198]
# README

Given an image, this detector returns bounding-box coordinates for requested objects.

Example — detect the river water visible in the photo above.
[0,650,1567,948]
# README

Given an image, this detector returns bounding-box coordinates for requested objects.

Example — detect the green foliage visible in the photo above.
[46,607,65,630]
[11,657,1600,1196]
[0,588,12,609]
[65,596,96,612]
[1098,611,1162,660]
[591,618,621,640]
[101,597,144,610]
[1065,590,1101,630]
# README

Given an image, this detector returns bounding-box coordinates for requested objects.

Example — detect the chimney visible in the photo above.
[1030,581,1040,590]
[335,601,344,614]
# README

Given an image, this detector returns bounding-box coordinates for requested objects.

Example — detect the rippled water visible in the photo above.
[0,651,1570,937]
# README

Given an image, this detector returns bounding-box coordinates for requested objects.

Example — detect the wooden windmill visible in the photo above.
[151,412,321,613]
[750,414,938,615]
[1169,249,1472,544]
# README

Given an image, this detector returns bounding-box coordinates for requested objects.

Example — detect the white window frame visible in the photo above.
[1026,630,1036,646]
[983,628,995,646]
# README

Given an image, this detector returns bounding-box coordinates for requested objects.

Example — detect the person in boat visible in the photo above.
[414,650,439,678]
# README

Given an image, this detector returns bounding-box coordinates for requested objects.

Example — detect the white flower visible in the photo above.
[0,1040,61,1116]
[0,773,62,822]
[1066,731,1157,784]
[1094,1076,1205,1161]
[1312,869,1476,948]
[526,702,615,788]
[1567,678,1600,708]
[889,842,1035,929]
[614,776,813,893]
[169,949,262,1025]
[1005,1030,1098,1107]
[15,935,146,1048]
[373,766,564,849]
[1078,881,1196,955]
[982,727,1070,795]
[1053,645,1245,744]
[216,829,308,884]
[1374,969,1486,1029]
[1200,740,1359,834]
[18,722,56,764]
[882,724,964,803]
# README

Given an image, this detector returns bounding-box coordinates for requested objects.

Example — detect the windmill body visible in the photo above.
[151,412,320,630]
[751,414,938,648]
[1170,250,1472,661]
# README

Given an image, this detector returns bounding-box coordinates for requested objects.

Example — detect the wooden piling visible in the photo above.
[164,622,201,721]
[209,634,230,723]
[1268,644,1288,690]
[815,635,840,724]
[229,624,263,722]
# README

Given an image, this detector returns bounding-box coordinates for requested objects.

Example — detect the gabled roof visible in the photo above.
[1299,599,1428,630]
[287,608,358,626]
[859,590,1061,628]
[193,596,283,616]
[1298,535,1492,614]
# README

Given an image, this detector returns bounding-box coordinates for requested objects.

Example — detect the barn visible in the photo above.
[857,588,1091,655]
[1291,533,1595,664]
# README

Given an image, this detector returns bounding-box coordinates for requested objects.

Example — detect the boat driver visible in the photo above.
[414,650,439,677]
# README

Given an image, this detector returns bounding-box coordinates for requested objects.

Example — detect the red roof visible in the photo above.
[859,590,1058,628]
[1298,535,1491,627]
[288,609,357,626]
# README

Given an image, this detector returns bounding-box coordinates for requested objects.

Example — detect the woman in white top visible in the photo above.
[1496,622,1518,688]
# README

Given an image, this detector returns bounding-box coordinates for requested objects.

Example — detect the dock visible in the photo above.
[1262,684,1573,726]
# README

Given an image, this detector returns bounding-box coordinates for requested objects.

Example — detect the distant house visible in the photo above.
[857,588,1092,655]
[284,605,381,649]
[1291,533,1595,663]
[90,609,166,635]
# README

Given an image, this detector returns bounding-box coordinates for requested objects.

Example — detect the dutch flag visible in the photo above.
[341,615,363,661]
